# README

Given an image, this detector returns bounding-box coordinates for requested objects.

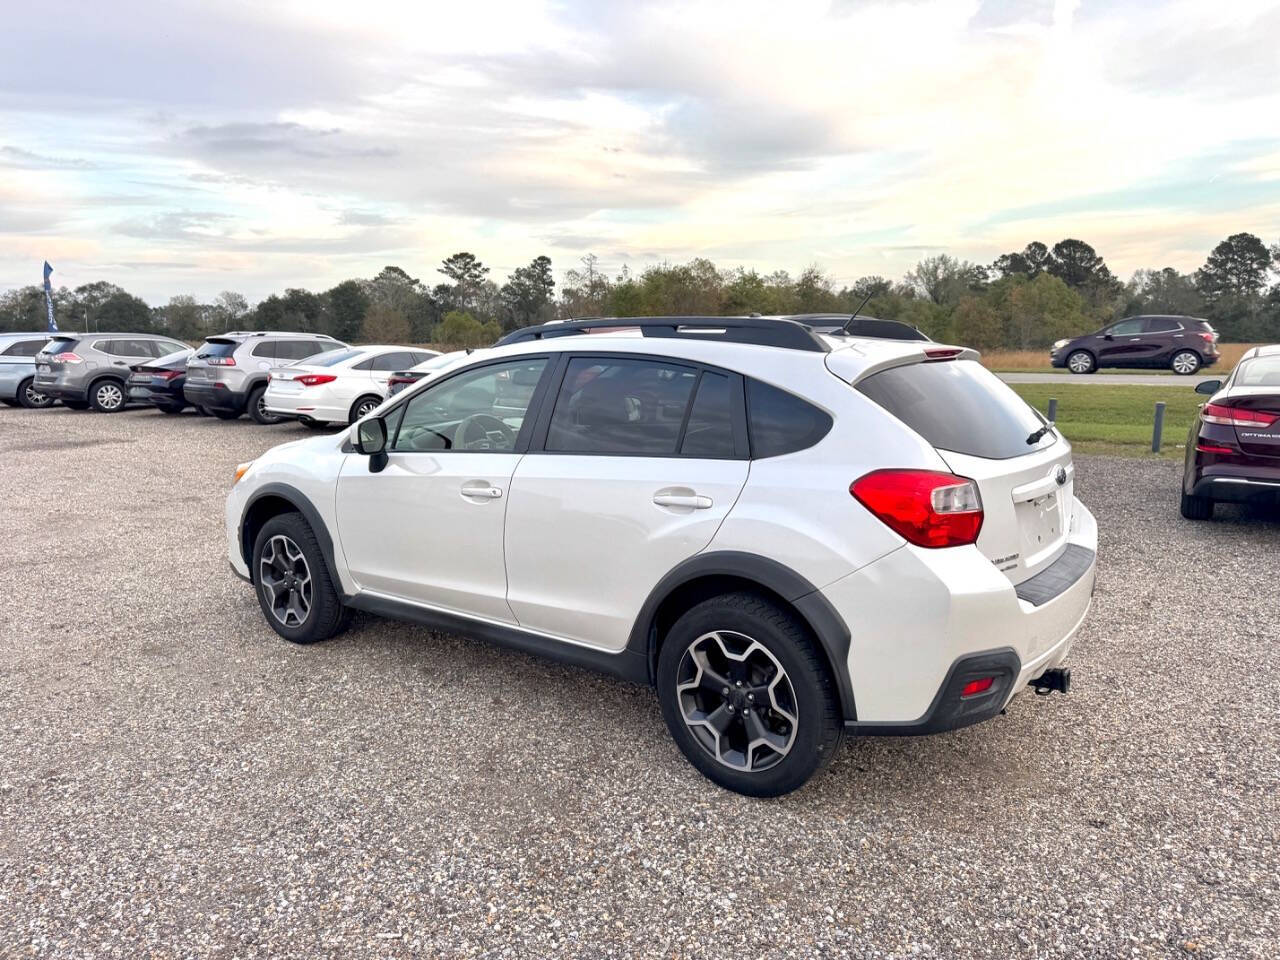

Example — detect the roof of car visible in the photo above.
[212,331,341,341]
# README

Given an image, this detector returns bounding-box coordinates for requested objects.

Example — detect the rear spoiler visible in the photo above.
[826,343,982,386]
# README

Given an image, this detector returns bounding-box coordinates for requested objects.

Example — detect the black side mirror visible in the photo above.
[1102,334,1114,341]
[1195,379,1221,395]
[355,417,389,472]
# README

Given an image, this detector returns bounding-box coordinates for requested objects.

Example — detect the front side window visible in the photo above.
[392,358,548,453]
[546,357,699,455]
[1106,319,1144,336]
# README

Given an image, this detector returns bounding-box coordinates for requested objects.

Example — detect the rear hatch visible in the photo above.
[187,338,238,383]
[855,357,1073,585]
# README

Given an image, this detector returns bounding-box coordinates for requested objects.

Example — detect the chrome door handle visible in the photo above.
[653,493,712,509]
[1128,338,1141,342]
[461,480,503,500]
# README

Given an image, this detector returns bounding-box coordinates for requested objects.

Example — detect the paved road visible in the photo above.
[2,406,1278,958]
[998,372,1205,387]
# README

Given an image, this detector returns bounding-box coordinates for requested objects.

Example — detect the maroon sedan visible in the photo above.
[1182,345,1280,519]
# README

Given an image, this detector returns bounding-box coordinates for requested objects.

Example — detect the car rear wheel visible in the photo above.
[656,592,843,797]
[18,379,55,409]
[158,404,186,415]
[1066,350,1096,374]
[1180,493,1214,520]
[252,513,348,644]
[1171,350,1201,375]
[89,379,127,412]
[248,385,284,425]
[349,394,382,423]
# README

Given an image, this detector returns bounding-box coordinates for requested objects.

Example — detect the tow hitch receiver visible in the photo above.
[1032,667,1071,696]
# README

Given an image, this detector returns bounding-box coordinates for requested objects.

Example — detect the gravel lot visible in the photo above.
[1,405,1278,959]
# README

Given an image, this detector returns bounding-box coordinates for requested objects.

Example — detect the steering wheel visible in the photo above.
[455,413,517,451]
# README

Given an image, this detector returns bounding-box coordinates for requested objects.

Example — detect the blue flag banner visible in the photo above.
[43,261,57,332]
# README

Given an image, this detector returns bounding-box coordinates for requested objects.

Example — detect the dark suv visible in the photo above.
[1050,315,1219,375]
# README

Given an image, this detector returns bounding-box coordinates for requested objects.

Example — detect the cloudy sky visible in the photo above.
[1,0,1277,303]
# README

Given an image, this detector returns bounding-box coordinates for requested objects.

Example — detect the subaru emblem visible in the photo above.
[1055,466,1068,486]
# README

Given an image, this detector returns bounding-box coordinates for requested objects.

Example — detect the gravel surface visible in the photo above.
[1,405,1277,959]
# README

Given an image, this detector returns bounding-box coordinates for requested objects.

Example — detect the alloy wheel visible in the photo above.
[23,384,53,408]
[96,382,124,410]
[1067,352,1093,374]
[675,630,798,773]
[355,398,379,419]
[1172,351,1199,375]
[258,534,313,627]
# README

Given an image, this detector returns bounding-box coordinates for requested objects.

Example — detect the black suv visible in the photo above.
[1050,315,1219,375]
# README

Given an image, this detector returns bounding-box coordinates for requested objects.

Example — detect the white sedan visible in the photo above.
[263,345,438,426]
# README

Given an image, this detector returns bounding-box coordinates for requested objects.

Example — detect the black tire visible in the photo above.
[348,394,382,424]
[1180,493,1214,520]
[251,512,348,644]
[88,378,128,412]
[656,592,843,797]
[63,399,90,410]
[1170,350,1201,375]
[212,408,241,420]
[157,404,186,415]
[1066,350,1096,375]
[300,419,330,430]
[247,385,284,425]
[18,379,55,409]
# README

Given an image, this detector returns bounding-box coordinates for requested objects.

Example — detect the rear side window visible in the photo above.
[369,351,409,371]
[2,338,47,357]
[546,357,699,455]
[309,348,363,367]
[251,341,277,358]
[1142,318,1182,333]
[857,359,1053,460]
[196,340,238,359]
[746,379,832,458]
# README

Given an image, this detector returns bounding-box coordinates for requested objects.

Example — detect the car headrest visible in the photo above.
[573,380,630,426]
[448,384,493,418]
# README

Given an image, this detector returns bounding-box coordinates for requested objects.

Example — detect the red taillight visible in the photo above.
[156,370,181,381]
[297,374,336,387]
[387,375,413,386]
[850,469,984,548]
[54,351,82,363]
[1202,403,1278,428]
[923,347,964,361]
[208,356,236,366]
[961,677,994,698]
[1196,443,1236,455]
[1198,332,1214,346]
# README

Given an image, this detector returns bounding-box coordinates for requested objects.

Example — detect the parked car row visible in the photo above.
[12,329,456,427]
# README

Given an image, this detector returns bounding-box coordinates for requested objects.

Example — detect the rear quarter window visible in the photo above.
[857,360,1053,460]
[746,379,832,458]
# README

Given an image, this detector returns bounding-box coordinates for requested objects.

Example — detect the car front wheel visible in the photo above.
[1171,350,1201,375]
[1066,350,1096,374]
[18,378,55,409]
[252,513,348,644]
[657,592,843,797]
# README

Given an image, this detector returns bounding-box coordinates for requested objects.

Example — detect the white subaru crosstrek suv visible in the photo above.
[226,317,1097,796]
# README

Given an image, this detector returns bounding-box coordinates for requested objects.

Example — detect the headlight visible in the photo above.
[233,460,255,484]
[1052,339,1070,350]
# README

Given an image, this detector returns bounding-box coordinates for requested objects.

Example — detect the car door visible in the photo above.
[1141,317,1184,363]
[1095,318,1146,366]
[333,355,552,622]
[504,354,751,651]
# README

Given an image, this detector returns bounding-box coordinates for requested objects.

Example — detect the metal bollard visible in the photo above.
[1152,401,1166,453]
[1047,397,1057,422]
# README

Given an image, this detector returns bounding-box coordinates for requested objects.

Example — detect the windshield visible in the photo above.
[40,337,79,355]
[1236,357,1280,387]
[858,359,1054,460]
[155,349,193,367]
[195,340,237,359]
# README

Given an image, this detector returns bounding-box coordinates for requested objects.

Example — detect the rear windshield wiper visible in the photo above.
[1026,423,1054,445]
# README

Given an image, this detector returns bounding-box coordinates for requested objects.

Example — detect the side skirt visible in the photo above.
[345,592,652,685]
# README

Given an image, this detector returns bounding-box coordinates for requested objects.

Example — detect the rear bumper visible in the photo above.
[264,391,346,423]
[184,382,244,412]
[33,380,86,401]
[1192,474,1280,504]
[828,497,1098,727]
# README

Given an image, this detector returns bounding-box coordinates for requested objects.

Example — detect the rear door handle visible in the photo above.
[461,480,503,500]
[653,493,713,509]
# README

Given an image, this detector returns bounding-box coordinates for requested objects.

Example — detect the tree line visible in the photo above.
[2,233,1278,350]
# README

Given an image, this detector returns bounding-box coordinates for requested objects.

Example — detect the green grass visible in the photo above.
[1009,384,1201,459]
